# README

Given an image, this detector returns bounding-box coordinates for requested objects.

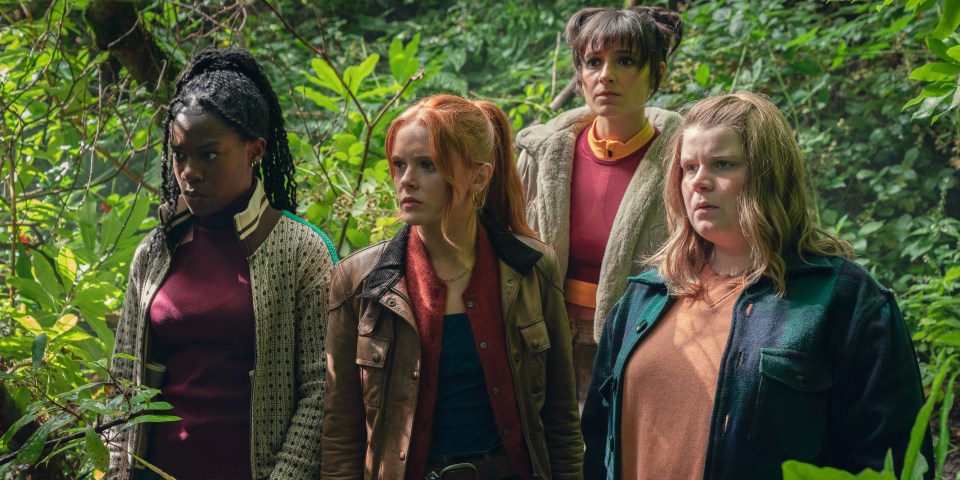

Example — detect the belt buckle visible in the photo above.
[424,462,479,480]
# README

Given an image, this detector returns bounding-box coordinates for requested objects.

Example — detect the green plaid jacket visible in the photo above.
[582,254,932,480]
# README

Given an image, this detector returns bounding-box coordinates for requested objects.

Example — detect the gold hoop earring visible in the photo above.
[473,190,483,213]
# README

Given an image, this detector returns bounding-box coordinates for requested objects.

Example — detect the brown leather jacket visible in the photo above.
[321,224,583,479]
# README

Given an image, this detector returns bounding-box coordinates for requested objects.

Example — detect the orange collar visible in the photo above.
[587,118,656,161]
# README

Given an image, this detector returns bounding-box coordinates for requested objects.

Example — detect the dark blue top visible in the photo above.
[429,313,500,455]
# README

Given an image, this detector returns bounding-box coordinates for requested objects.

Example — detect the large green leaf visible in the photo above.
[344,53,379,95]
[908,62,960,82]
[933,0,960,39]
[84,427,109,472]
[295,85,339,112]
[0,406,45,451]
[56,247,77,287]
[782,460,893,479]
[15,412,73,466]
[389,33,421,83]
[936,372,958,478]
[311,58,346,96]
[900,358,951,480]
[32,333,47,371]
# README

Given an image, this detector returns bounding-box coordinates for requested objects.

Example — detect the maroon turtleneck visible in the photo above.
[147,185,256,480]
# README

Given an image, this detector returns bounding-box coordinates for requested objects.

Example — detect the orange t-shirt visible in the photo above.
[620,266,747,479]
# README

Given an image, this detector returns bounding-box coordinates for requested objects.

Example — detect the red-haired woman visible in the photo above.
[322,95,582,479]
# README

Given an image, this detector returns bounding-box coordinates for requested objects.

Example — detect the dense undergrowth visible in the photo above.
[0,0,957,478]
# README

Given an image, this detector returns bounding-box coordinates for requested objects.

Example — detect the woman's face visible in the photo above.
[580,46,662,121]
[170,111,263,217]
[391,122,469,231]
[680,126,750,254]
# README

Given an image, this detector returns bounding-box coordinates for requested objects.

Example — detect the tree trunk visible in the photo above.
[84,0,176,102]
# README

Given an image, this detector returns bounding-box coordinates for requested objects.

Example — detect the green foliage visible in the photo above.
[0,354,178,477]
[899,0,960,123]
[0,0,957,476]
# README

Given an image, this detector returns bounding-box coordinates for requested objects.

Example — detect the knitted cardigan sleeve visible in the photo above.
[107,236,154,479]
[269,226,334,479]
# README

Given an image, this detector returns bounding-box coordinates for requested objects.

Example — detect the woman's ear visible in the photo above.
[473,163,494,192]
[247,138,267,166]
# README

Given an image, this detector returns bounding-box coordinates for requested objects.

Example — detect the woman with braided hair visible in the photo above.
[109,46,337,480]
[515,5,684,410]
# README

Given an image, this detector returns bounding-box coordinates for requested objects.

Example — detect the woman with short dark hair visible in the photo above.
[516,6,684,407]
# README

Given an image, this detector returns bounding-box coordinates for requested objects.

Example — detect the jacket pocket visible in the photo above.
[518,316,551,393]
[749,348,833,461]
[356,335,391,407]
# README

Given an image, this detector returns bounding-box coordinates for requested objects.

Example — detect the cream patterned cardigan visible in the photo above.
[108,180,337,479]
[516,106,680,342]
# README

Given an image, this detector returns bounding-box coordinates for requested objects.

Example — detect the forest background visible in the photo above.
[0,0,958,478]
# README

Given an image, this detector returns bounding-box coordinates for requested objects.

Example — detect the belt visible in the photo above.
[424,444,516,480]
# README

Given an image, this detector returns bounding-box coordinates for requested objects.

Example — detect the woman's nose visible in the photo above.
[399,168,416,189]
[179,158,201,183]
[691,167,712,190]
[598,60,614,83]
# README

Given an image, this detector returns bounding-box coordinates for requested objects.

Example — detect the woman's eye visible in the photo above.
[716,160,731,169]
[584,58,601,68]
[172,152,186,163]
[618,56,635,66]
[392,161,406,171]
[203,151,219,161]
[421,161,435,171]
[682,163,697,173]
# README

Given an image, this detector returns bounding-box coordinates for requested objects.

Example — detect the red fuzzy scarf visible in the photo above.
[404,226,533,480]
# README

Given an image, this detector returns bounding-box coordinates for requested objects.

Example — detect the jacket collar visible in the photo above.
[630,252,836,287]
[359,217,543,301]
[159,178,282,256]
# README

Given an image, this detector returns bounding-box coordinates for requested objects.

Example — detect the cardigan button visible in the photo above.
[466,300,474,308]
[479,341,488,349]
[507,276,514,284]
[492,386,500,394]
[503,428,510,436]
[387,298,396,307]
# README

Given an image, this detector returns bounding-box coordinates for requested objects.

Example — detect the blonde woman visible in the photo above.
[582,93,931,479]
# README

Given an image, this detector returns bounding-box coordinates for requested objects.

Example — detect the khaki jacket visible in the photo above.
[109,180,336,480]
[322,224,583,479]
[515,106,680,341]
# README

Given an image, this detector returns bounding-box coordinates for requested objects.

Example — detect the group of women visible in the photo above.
[108,5,930,480]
